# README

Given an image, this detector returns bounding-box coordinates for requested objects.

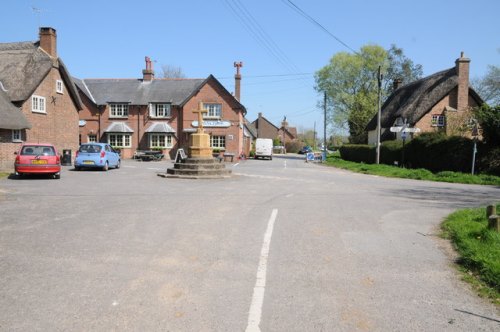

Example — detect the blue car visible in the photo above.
[74,143,120,171]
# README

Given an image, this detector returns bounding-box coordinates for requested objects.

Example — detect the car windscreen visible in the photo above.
[21,146,56,156]
[79,145,102,153]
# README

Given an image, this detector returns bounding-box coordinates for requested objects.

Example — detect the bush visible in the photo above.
[380,140,403,166]
[405,132,473,173]
[339,144,375,163]
[478,146,500,176]
[285,141,302,153]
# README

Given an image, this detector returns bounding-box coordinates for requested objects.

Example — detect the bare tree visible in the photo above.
[161,65,186,78]
[471,64,500,106]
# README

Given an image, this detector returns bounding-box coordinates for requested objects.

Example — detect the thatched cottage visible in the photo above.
[0,27,82,169]
[366,53,483,144]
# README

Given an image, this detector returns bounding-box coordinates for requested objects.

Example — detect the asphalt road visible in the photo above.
[0,156,499,331]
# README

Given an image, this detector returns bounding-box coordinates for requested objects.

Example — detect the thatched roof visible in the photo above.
[0,41,82,109]
[366,67,482,131]
[0,88,31,129]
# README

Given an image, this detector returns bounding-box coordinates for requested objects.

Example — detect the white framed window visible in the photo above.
[32,95,46,113]
[56,80,64,94]
[431,114,445,127]
[210,135,226,149]
[150,134,173,148]
[149,103,171,118]
[108,133,131,147]
[88,134,97,143]
[109,104,129,118]
[203,103,222,118]
[12,129,22,142]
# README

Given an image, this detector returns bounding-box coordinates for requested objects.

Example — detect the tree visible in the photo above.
[471,64,500,106]
[475,104,500,146]
[161,65,186,78]
[315,44,423,143]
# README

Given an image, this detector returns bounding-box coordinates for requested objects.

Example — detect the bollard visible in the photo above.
[488,215,499,232]
[486,205,496,218]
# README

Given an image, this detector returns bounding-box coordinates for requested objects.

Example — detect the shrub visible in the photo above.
[285,141,302,153]
[339,144,375,163]
[405,132,473,172]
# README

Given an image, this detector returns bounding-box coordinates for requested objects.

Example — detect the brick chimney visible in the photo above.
[143,56,155,81]
[455,51,470,112]
[234,61,243,102]
[39,27,57,58]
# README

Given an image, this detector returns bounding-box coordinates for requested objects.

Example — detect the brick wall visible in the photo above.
[180,80,244,156]
[0,64,80,170]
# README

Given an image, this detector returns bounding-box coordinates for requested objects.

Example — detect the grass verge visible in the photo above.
[0,172,10,179]
[324,155,500,186]
[441,205,500,305]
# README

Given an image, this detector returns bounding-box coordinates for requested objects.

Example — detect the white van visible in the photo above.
[255,138,273,160]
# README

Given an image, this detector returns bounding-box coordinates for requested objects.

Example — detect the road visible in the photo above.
[0,156,499,331]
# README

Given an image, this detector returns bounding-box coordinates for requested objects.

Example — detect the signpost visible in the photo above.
[389,123,420,167]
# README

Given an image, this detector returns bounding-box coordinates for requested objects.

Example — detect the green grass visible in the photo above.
[0,172,9,179]
[324,154,500,185]
[441,205,500,304]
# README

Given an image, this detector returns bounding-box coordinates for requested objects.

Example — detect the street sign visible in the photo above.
[402,127,421,133]
[401,131,407,140]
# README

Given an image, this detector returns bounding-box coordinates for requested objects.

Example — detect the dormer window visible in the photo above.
[149,103,171,118]
[109,104,129,118]
[56,80,63,94]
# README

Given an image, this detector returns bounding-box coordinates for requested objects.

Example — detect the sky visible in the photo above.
[2,0,499,135]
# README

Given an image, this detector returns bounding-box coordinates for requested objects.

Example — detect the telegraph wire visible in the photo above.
[281,0,359,55]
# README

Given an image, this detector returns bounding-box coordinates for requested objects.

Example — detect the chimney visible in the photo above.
[393,78,402,91]
[234,61,243,102]
[281,116,288,129]
[455,51,470,112]
[39,27,57,58]
[143,56,155,81]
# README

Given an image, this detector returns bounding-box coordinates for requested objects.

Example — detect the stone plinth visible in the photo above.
[161,158,231,179]
[189,133,213,158]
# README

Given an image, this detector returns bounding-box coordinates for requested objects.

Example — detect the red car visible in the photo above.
[14,143,61,179]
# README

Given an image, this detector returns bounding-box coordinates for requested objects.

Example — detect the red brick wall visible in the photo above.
[78,92,180,159]
[0,64,80,170]
[180,80,244,156]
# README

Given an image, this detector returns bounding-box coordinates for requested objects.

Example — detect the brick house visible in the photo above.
[0,27,82,170]
[366,53,483,143]
[75,57,247,159]
[252,113,297,145]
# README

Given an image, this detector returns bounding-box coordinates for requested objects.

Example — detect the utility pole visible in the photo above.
[323,91,327,160]
[376,66,383,164]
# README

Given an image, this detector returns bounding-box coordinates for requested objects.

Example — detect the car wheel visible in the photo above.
[270,156,273,160]
[103,161,109,171]
[116,160,121,169]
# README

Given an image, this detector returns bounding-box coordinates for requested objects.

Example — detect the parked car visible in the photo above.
[298,146,313,154]
[14,143,61,179]
[74,143,120,171]
[255,138,273,160]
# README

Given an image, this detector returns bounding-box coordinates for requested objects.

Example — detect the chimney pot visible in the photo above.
[142,56,155,81]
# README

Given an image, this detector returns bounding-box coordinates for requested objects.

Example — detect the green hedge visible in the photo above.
[339,133,499,175]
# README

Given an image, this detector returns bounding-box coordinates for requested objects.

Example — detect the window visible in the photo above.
[88,134,97,143]
[12,130,22,142]
[108,134,131,147]
[431,114,445,127]
[203,103,222,118]
[56,80,64,94]
[109,104,129,118]
[150,134,173,148]
[32,95,46,113]
[210,135,226,149]
[149,103,171,118]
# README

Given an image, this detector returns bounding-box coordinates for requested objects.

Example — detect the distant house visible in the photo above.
[0,27,82,169]
[366,53,483,144]
[75,57,247,159]
[252,113,297,144]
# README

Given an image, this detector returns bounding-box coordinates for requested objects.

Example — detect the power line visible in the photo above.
[280,0,359,54]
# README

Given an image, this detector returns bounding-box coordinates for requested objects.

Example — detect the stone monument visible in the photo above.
[162,102,231,179]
